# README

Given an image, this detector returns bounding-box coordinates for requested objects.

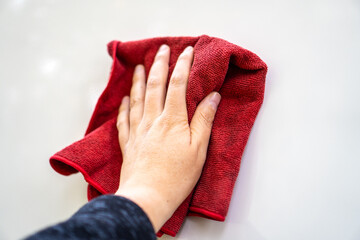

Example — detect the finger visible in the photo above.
[117,96,130,151]
[143,44,170,122]
[190,92,221,156]
[129,65,146,134]
[163,46,193,118]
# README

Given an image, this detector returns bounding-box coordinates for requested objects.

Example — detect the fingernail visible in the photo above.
[209,92,221,110]
[184,46,193,53]
[135,64,143,72]
[159,44,169,52]
[122,96,129,104]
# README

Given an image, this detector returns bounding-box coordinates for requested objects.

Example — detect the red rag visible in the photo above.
[50,35,267,237]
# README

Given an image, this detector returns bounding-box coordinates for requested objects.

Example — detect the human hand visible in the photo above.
[115,44,221,232]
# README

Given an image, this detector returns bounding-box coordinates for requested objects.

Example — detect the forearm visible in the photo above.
[24,195,156,240]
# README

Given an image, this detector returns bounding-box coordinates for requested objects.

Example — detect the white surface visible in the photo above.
[1,0,359,239]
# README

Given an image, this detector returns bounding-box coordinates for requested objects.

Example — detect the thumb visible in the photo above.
[190,92,221,152]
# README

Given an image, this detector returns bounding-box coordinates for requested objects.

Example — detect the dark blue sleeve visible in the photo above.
[24,194,156,240]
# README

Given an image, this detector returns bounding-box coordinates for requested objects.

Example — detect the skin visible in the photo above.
[115,44,221,232]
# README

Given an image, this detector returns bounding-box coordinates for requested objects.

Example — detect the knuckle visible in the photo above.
[159,114,176,129]
[159,112,186,130]
[130,96,142,108]
[116,117,126,127]
[165,100,177,110]
[140,118,153,131]
[198,110,213,129]
[146,76,161,88]
[170,73,185,86]
[160,115,172,126]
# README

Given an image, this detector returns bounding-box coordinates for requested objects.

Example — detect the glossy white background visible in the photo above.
[1,0,359,239]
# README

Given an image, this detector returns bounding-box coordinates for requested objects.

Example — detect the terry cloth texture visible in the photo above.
[50,35,267,237]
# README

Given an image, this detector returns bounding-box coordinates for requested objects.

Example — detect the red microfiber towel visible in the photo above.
[50,35,267,237]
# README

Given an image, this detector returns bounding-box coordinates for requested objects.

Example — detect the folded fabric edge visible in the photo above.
[188,206,225,221]
[49,154,108,194]
[157,228,176,238]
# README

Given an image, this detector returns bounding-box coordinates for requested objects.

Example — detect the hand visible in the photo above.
[115,44,221,232]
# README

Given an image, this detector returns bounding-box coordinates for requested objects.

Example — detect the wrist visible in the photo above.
[115,184,173,232]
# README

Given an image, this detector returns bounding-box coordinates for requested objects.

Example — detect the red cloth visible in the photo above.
[50,35,267,237]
